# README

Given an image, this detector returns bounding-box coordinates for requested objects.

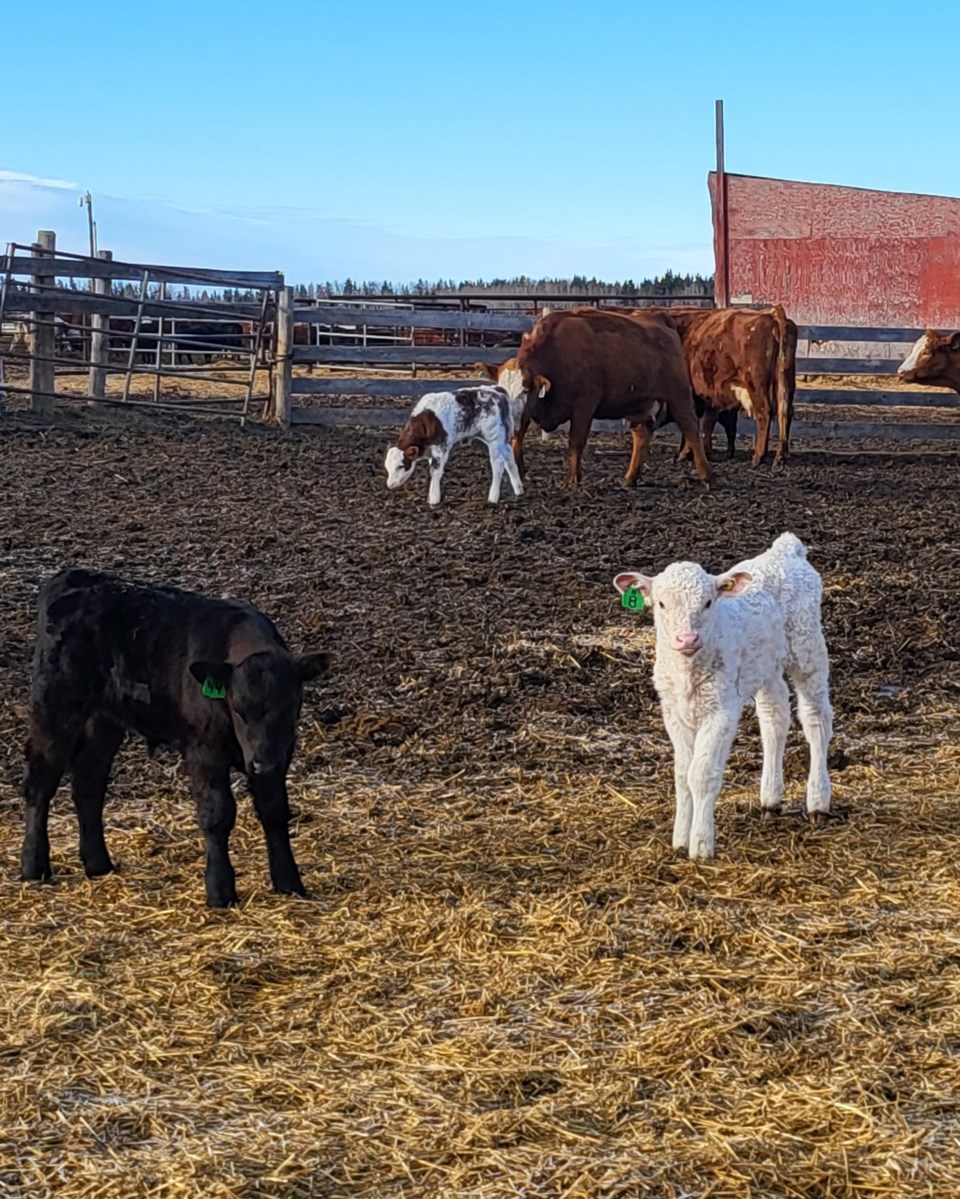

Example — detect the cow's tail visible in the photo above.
[772,303,791,465]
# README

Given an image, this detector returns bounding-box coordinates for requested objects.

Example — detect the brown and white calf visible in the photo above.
[384,385,523,506]
[897,330,960,392]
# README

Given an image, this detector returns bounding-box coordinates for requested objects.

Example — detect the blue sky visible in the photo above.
[2,1,955,284]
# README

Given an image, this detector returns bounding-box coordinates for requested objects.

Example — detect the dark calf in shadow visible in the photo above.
[21,568,329,908]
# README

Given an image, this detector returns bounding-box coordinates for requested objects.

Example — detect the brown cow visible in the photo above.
[628,305,796,466]
[897,331,960,392]
[507,308,712,488]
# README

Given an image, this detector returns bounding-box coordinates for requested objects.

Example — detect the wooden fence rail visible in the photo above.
[281,299,956,438]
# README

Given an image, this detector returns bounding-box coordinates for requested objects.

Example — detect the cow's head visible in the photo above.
[384,444,419,488]
[613,560,753,657]
[897,330,960,391]
[189,649,330,777]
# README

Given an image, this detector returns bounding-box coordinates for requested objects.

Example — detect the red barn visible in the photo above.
[708,172,960,328]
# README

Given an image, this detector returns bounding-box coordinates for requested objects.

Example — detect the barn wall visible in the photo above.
[708,172,960,329]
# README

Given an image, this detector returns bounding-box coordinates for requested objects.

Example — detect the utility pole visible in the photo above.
[79,191,97,258]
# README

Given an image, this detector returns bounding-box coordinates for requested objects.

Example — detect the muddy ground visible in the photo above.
[2,410,957,790]
[2,410,960,1197]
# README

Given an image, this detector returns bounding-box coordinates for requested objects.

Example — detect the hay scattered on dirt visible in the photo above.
[2,411,960,1197]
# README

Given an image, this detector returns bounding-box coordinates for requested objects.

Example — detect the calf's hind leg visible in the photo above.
[22,712,85,882]
[789,666,833,821]
[71,716,125,877]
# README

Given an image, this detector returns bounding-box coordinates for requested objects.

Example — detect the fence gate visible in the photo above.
[0,231,284,422]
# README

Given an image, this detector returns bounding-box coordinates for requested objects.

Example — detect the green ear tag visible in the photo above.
[621,586,646,612]
[202,678,227,700]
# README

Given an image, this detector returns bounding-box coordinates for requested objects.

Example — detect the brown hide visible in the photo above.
[513,308,711,486]
[396,411,447,459]
[632,305,797,466]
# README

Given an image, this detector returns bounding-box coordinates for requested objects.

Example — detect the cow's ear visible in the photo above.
[296,651,331,683]
[403,445,419,461]
[950,332,960,352]
[613,572,653,601]
[189,660,233,690]
[476,362,499,380]
[716,569,753,598]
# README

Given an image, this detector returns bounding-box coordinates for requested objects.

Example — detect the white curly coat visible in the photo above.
[614,532,833,860]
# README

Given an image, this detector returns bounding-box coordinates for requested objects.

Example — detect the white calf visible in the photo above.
[384,385,523,507]
[614,532,832,860]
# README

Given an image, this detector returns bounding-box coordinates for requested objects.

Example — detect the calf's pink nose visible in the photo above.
[673,631,701,652]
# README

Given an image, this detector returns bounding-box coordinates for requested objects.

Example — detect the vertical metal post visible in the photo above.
[122,269,150,403]
[0,242,16,417]
[29,229,56,415]
[715,99,730,309]
[242,285,271,426]
[153,281,165,403]
[88,249,113,404]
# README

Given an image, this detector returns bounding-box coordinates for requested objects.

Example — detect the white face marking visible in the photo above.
[897,334,928,377]
[384,445,416,489]
[731,384,754,416]
[497,366,525,400]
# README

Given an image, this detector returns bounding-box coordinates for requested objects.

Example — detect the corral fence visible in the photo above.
[276,296,960,443]
[2,231,957,443]
[0,231,283,422]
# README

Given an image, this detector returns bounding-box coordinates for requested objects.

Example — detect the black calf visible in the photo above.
[21,568,328,908]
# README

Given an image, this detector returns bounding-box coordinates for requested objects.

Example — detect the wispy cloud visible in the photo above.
[0,169,78,191]
[0,168,712,283]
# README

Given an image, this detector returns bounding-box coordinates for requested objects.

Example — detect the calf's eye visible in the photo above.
[658,601,664,610]
[704,600,712,609]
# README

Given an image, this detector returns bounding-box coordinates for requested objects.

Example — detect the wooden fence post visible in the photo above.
[88,249,113,404]
[272,285,294,428]
[28,229,56,415]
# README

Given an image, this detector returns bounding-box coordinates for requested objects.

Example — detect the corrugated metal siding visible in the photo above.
[708,172,960,327]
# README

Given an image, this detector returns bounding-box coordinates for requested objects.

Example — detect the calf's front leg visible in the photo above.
[187,755,238,907]
[662,707,696,851]
[427,450,447,507]
[248,775,305,896]
[686,711,740,860]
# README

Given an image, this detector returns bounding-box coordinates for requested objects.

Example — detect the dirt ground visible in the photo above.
[2,409,960,1197]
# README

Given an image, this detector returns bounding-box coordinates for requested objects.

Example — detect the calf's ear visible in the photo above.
[189,660,234,689]
[403,445,419,461]
[296,651,331,683]
[476,362,499,380]
[950,332,960,352]
[715,569,753,598]
[613,572,653,601]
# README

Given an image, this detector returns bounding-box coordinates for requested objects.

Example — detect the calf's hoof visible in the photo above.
[760,806,782,822]
[83,858,115,879]
[21,852,53,883]
[808,811,829,828]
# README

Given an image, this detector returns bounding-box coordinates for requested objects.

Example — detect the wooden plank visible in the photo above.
[289,406,960,442]
[796,358,898,375]
[292,376,484,397]
[797,388,959,408]
[797,325,933,343]
[88,250,112,401]
[2,290,264,319]
[29,231,56,416]
[293,305,534,333]
[1,255,283,289]
[292,345,513,365]
[272,286,294,428]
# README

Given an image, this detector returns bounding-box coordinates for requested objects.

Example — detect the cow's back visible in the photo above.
[35,569,279,748]
[517,309,691,423]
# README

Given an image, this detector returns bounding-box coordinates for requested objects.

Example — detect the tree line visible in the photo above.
[43,270,713,304]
